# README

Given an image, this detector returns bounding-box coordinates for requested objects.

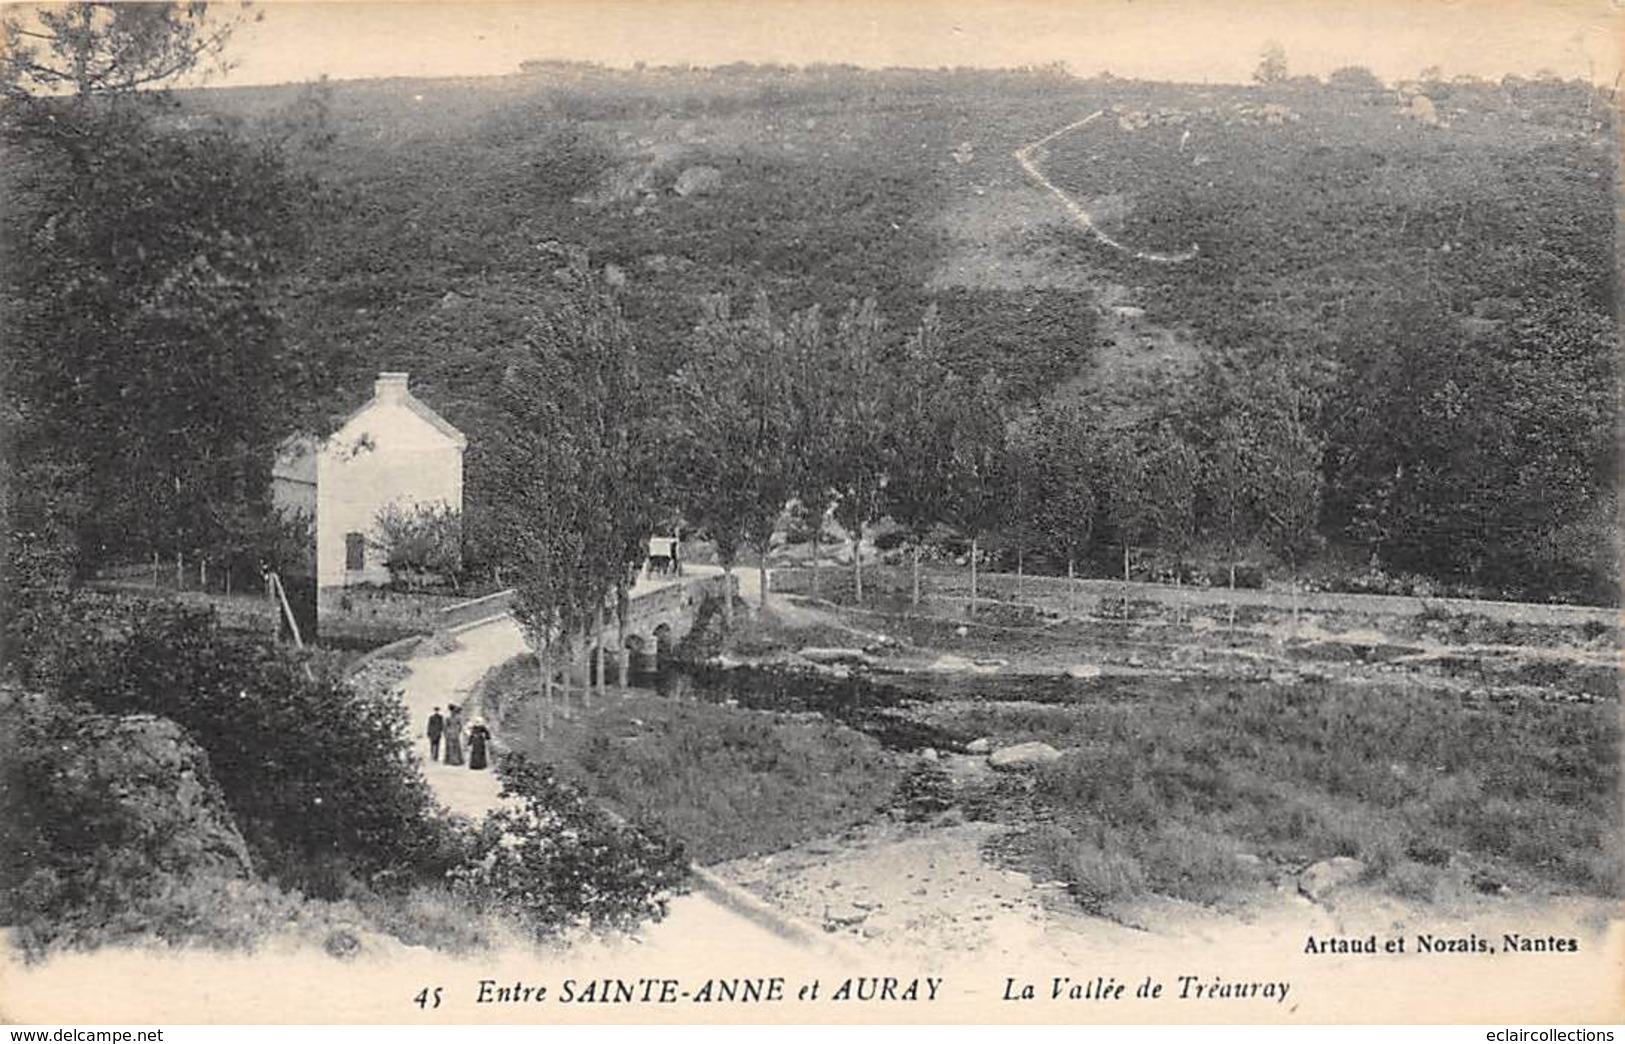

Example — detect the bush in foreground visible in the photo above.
[56,600,459,895]
[451,754,691,939]
[5,597,692,960]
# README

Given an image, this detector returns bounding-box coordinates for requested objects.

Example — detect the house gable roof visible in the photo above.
[336,392,468,450]
[334,374,468,451]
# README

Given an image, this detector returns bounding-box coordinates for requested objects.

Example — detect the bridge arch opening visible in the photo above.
[652,623,674,668]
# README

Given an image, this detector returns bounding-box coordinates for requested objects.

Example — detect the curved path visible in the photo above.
[396,566,821,965]
[1014,110,1200,263]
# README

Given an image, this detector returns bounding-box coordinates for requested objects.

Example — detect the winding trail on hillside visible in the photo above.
[1014,110,1200,264]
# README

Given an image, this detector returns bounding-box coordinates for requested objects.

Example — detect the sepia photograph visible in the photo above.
[1,0,1620,1027]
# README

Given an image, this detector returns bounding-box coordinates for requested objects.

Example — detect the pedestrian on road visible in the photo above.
[467,717,491,771]
[444,704,465,767]
[426,706,445,762]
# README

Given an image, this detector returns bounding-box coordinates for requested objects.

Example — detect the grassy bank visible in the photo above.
[476,656,903,864]
[922,676,1620,909]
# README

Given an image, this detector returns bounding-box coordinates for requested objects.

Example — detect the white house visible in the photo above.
[272,371,466,588]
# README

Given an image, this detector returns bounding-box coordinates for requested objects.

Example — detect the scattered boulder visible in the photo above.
[928,653,976,673]
[966,738,992,755]
[823,901,869,931]
[1066,663,1102,679]
[940,752,995,784]
[988,742,1063,771]
[323,926,364,961]
[673,165,723,197]
[1297,857,1367,900]
[1269,671,1302,686]
[533,239,574,262]
[640,253,672,273]
[574,161,660,206]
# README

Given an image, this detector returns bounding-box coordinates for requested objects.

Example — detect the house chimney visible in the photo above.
[375,372,410,403]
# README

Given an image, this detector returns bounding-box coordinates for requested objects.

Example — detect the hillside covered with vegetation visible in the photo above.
[188,62,1615,604]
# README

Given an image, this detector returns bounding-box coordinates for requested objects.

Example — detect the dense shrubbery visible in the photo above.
[2,597,692,957]
[452,755,690,938]
[370,502,464,591]
[52,600,458,893]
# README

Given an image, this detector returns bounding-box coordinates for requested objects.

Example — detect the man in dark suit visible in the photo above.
[427,706,445,762]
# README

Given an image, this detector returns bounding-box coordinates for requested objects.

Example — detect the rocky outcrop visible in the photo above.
[673,165,723,197]
[45,711,255,880]
[988,742,1063,771]
[1297,857,1366,900]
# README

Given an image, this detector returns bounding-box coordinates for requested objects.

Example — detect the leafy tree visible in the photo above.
[371,502,463,591]
[1203,410,1253,593]
[785,305,840,597]
[489,262,648,704]
[937,371,1007,617]
[561,274,654,693]
[1253,41,1289,85]
[671,294,797,619]
[883,306,955,607]
[1,2,244,99]
[1326,289,1612,601]
[1254,404,1323,625]
[2,24,311,584]
[1140,422,1200,587]
[1000,415,1041,597]
[1024,399,1099,615]
[1104,437,1151,591]
[827,299,889,605]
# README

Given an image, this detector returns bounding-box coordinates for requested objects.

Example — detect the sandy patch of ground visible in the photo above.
[716,818,1140,966]
[715,813,1620,976]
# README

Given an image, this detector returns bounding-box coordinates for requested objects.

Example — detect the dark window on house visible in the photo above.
[345,532,366,571]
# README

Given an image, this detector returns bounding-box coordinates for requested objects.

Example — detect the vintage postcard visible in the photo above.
[2,0,1621,1027]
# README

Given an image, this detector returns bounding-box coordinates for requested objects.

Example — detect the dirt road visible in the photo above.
[395,603,825,965]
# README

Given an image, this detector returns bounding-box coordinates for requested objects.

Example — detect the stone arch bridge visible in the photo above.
[436,570,738,681]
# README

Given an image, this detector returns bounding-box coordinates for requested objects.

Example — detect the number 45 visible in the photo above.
[414,986,444,1010]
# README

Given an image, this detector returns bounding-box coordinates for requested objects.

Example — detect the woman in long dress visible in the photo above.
[443,704,464,767]
[467,717,491,771]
